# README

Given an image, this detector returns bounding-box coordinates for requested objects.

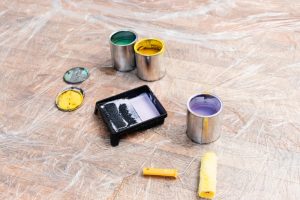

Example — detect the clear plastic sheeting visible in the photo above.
[0,0,300,199]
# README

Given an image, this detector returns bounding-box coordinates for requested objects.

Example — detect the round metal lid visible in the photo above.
[55,87,84,111]
[63,67,89,84]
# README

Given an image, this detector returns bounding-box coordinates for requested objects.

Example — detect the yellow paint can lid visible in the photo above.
[55,87,84,111]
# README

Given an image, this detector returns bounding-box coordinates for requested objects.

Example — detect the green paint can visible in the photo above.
[109,30,137,72]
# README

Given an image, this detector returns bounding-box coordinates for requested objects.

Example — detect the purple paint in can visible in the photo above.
[188,94,222,117]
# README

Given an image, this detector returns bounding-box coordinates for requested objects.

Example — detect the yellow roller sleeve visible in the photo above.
[143,168,178,178]
[199,152,217,199]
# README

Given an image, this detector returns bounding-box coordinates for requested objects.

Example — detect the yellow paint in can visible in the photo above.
[55,87,84,111]
[134,38,165,56]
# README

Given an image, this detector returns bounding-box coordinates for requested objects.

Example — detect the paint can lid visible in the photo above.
[55,87,84,111]
[63,67,89,84]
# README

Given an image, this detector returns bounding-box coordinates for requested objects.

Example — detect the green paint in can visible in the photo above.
[110,30,137,46]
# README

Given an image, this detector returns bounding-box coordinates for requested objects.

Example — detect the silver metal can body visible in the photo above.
[186,94,223,144]
[110,30,137,72]
[134,38,165,81]
[135,54,165,81]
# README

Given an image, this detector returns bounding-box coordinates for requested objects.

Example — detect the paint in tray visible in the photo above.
[100,93,160,132]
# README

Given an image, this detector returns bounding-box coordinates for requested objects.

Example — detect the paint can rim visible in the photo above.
[187,93,223,118]
[134,38,165,57]
[109,29,138,47]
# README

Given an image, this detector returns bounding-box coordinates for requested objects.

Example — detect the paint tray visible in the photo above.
[94,85,167,146]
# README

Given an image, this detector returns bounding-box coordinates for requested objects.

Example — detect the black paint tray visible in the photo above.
[94,85,167,146]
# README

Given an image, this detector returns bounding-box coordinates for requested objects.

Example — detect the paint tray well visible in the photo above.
[94,85,167,146]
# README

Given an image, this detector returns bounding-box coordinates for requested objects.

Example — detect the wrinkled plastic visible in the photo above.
[0,0,300,199]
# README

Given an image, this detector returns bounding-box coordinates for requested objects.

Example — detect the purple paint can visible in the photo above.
[186,94,223,144]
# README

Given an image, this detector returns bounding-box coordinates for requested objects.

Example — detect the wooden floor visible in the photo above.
[1,0,300,199]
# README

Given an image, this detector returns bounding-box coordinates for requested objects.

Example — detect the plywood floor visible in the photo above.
[1,1,300,199]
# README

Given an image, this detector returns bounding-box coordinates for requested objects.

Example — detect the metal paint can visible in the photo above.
[134,38,165,81]
[186,94,223,144]
[110,30,137,72]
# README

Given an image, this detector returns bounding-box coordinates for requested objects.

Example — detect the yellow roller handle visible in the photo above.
[143,168,178,178]
[199,152,217,199]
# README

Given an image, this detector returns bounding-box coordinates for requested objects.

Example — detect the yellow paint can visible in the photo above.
[134,38,166,81]
[55,87,84,111]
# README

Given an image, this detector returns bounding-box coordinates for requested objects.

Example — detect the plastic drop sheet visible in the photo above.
[0,0,300,199]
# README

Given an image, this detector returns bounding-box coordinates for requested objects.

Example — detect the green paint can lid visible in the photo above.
[63,67,89,84]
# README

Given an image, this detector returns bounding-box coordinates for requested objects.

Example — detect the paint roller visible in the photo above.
[199,152,217,199]
[142,152,217,199]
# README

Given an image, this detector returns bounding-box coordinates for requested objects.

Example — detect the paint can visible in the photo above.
[134,38,165,81]
[110,30,137,72]
[186,94,223,144]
